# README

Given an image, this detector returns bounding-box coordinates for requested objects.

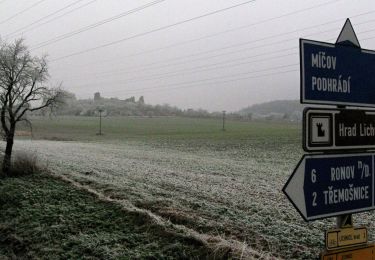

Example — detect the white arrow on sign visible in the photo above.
[283,153,375,221]
[283,157,307,219]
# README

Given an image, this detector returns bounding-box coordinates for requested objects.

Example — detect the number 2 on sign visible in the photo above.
[312,192,317,207]
[311,170,317,207]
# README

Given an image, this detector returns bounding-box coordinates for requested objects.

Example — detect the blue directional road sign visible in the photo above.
[283,153,375,221]
[300,39,375,107]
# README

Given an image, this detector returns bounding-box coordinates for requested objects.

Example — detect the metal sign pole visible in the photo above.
[336,214,353,228]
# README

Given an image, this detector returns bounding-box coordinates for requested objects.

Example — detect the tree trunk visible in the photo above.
[2,130,14,176]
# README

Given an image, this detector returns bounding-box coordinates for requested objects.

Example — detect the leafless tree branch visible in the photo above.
[0,38,63,175]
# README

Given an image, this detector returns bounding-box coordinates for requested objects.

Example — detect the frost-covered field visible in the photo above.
[12,117,375,259]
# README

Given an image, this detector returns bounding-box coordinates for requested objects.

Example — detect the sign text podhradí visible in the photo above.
[300,39,375,107]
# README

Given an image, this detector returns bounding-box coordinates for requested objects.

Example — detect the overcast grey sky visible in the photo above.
[0,0,374,111]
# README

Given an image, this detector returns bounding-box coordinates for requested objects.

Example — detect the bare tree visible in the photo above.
[0,39,62,176]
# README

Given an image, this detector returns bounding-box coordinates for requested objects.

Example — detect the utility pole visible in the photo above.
[97,108,104,135]
[222,110,226,131]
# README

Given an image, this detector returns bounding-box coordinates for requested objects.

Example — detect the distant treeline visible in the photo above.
[35,91,219,118]
[33,91,303,122]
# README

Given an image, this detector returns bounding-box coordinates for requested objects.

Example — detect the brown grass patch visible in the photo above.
[15,131,31,137]
[157,208,201,227]
[11,152,44,176]
[43,136,73,141]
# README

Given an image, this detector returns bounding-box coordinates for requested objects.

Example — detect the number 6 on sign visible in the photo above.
[311,169,316,183]
[282,153,374,221]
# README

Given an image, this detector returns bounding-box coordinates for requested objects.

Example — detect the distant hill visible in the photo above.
[238,100,304,121]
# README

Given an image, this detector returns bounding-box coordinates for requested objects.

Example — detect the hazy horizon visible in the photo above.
[1,0,374,112]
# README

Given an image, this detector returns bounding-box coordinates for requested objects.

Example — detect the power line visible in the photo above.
[88,27,325,75]
[54,17,374,80]
[4,0,88,39]
[133,69,298,95]
[361,34,375,42]
[6,0,98,40]
[129,18,375,71]
[64,50,298,85]
[51,23,375,101]
[30,0,167,50]
[68,48,297,81]
[123,69,298,95]
[53,16,375,83]
[49,0,342,63]
[48,0,257,61]
[58,44,296,80]
[64,24,375,96]
[64,48,298,82]
[50,16,339,74]
[321,26,375,43]
[62,21,375,96]
[0,0,49,26]
[110,34,375,96]
[51,5,375,78]
[72,62,299,91]
[45,2,375,96]
[91,68,299,96]
[112,24,375,95]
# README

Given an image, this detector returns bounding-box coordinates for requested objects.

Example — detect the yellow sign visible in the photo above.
[326,227,367,250]
[321,243,374,260]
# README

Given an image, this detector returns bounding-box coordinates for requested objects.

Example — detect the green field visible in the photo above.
[9,116,375,259]
[22,116,300,153]
[0,174,209,259]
